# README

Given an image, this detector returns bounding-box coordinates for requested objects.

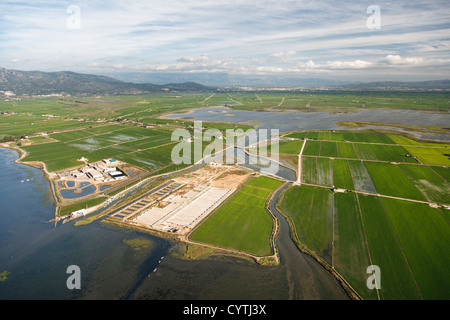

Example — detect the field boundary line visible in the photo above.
[428,166,450,184]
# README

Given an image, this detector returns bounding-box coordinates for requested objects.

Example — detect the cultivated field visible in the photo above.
[279,129,450,300]
[190,175,284,256]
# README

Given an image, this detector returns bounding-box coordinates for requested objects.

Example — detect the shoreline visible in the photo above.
[1,145,61,222]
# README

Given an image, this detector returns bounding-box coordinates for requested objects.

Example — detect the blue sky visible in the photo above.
[1,0,449,83]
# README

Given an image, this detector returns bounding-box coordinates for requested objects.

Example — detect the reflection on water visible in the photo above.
[166,107,450,141]
[60,182,96,199]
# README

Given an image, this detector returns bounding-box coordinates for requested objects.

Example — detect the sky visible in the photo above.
[1,0,450,85]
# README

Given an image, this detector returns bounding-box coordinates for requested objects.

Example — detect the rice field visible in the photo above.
[364,162,427,201]
[381,198,450,299]
[280,129,450,300]
[279,184,450,300]
[357,195,423,300]
[333,192,377,299]
[279,185,334,264]
[190,176,284,256]
[21,125,176,172]
[20,123,245,173]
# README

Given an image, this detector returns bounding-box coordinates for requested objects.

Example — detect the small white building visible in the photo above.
[70,209,86,218]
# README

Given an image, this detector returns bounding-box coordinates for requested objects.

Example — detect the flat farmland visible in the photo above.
[286,130,397,144]
[332,159,354,190]
[279,185,334,264]
[279,184,450,300]
[352,143,417,163]
[319,141,339,158]
[302,156,318,184]
[381,198,450,299]
[277,139,303,154]
[358,195,423,300]
[190,176,284,256]
[281,129,450,299]
[20,123,236,173]
[333,192,376,300]
[403,146,450,166]
[316,157,333,186]
[430,166,450,182]
[364,162,427,201]
[50,129,95,142]
[347,160,377,193]
[21,124,177,173]
[302,140,321,156]
[398,164,450,204]
[336,142,357,158]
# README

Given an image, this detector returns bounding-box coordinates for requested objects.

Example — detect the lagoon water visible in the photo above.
[166,107,450,141]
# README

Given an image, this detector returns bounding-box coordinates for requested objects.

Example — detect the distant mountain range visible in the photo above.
[0,66,449,95]
[0,67,214,95]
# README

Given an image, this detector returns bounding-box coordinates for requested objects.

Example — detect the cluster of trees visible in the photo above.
[1,135,25,143]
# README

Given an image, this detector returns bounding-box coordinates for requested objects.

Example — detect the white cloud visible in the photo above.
[0,0,449,81]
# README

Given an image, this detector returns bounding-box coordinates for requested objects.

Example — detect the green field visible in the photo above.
[332,159,354,190]
[190,176,283,256]
[316,157,333,186]
[358,195,423,300]
[3,93,450,300]
[19,122,252,173]
[279,184,450,300]
[403,146,450,166]
[279,185,334,264]
[398,164,450,204]
[333,192,376,299]
[302,156,318,184]
[364,162,427,201]
[20,125,177,172]
[277,139,303,154]
[381,198,450,299]
[280,129,450,300]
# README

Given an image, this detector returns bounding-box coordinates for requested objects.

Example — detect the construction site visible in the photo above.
[109,164,252,235]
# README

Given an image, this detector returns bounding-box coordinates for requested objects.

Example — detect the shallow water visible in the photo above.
[166,107,450,141]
